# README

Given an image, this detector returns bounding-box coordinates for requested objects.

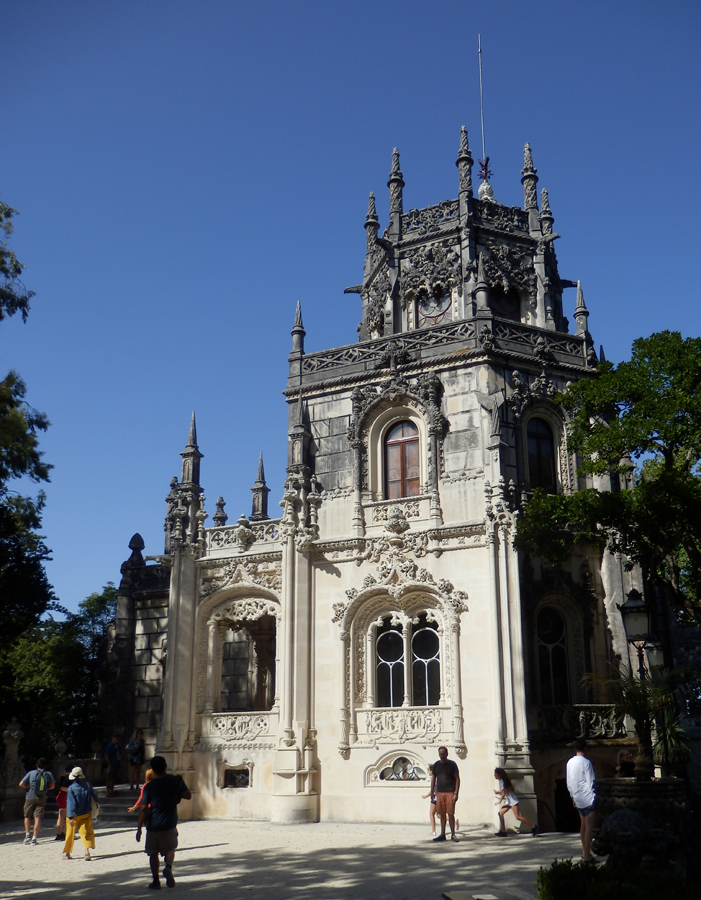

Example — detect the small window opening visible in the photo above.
[527,417,557,493]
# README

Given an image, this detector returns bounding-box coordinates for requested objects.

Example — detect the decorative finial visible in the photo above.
[250,452,270,521]
[599,345,607,362]
[387,148,404,217]
[364,191,380,251]
[574,280,590,336]
[521,142,539,211]
[456,126,474,196]
[291,301,305,354]
[539,188,554,235]
[180,411,203,486]
[212,496,228,527]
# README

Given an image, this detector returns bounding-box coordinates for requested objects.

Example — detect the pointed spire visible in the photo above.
[180,411,203,486]
[186,411,197,448]
[456,126,474,196]
[574,280,590,336]
[212,496,228,527]
[599,345,606,362]
[387,147,404,218]
[290,301,305,354]
[521,142,539,212]
[364,190,380,252]
[250,452,270,521]
[539,188,554,235]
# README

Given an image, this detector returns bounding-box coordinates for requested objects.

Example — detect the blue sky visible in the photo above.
[2,1,700,612]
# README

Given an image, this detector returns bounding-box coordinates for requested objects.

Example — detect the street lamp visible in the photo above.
[616,589,653,679]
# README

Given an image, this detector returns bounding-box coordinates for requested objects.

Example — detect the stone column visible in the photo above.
[450,617,466,754]
[401,622,411,707]
[365,625,375,708]
[498,526,517,742]
[204,618,218,713]
[351,441,365,537]
[281,530,296,745]
[338,630,350,754]
[486,528,506,754]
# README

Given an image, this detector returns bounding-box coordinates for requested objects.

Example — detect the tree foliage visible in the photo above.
[0,200,34,322]
[516,331,701,624]
[0,583,118,762]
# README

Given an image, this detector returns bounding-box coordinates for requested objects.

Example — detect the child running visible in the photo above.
[422,765,437,836]
[494,767,537,836]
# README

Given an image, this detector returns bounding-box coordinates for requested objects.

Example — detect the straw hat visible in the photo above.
[69,766,84,780]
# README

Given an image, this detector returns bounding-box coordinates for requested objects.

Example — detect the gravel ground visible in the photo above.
[0,817,582,899]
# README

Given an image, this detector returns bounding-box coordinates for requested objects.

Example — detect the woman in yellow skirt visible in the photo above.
[62,766,99,860]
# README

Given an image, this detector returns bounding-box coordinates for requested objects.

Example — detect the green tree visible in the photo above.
[0,583,118,761]
[0,200,34,322]
[516,331,701,625]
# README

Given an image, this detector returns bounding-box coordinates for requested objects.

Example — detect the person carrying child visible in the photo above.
[493,767,538,837]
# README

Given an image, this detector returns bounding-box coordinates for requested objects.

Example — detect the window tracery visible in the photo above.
[527,417,557,493]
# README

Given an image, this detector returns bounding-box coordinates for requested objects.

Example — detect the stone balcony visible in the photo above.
[529,704,629,745]
[199,710,279,750]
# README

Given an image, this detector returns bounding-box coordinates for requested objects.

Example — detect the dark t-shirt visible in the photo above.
[433,759,459,793]
[141,774,188,832]
[106,741,121,765]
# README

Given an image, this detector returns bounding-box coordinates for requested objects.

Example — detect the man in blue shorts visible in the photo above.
[566,738,596,862]
[137,755,192,890]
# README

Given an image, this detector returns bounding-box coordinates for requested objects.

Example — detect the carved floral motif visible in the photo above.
[362,708,442,743]
[210,714,271,741]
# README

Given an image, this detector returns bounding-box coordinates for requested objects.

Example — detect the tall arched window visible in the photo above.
[385,421,420,499]
[537,607,570,705]
[527,417,557,493]
[376,613,440,707]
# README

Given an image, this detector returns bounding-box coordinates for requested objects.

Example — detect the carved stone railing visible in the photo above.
[401,199,459,236]
[530,704,628,744]
[365,496,429,525]
[199,711,278,749]
[206,518,282,555]
[353,706,448,747]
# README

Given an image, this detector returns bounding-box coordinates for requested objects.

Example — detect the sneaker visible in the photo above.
[433,834,447,842]
[430,830,436,836]
[23,834,31,845]
[531,825,539,836]
[494,830,507,837]
[30,837,37,845]
[451,834,459,842]
[54,834,63,841]
[148,879,162,890]
[163,865,175,888]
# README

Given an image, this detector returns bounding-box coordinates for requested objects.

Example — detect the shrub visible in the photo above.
[536,858,692,900]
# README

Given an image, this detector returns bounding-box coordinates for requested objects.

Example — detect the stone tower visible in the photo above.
[108,129,631,828]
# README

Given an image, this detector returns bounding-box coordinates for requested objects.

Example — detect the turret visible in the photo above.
[364,191,379,252]
[456,126,474,214]
[521,142,539,231]
[180,412,203,486]
[475,254,489,311]
[250,452,270,521]
[539,188,554,236]
[387,148,404,238]
[288,393,310,470]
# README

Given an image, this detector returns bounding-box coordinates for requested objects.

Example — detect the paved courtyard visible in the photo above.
[0,817,582,899]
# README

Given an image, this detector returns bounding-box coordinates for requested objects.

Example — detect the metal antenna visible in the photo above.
[478,34,492,183]
[478,34,486,163]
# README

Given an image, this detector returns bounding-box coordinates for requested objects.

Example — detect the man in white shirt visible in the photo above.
[566,737,596,862]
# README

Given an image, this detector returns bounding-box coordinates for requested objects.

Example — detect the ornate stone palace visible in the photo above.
[103,130,637,827]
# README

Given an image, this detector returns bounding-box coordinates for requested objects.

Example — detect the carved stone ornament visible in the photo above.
[364,268,391,339]
[363,708,442,745]
[477,324,494,351]
[401,200,459,237]
[212,596,281,625]
[473,198,528,234]
[480,237,535,297]
[507,369,557,420]
[200,559,282,599]
[348,371,446,445]
[210,714,270,742]
[400,240,460,308]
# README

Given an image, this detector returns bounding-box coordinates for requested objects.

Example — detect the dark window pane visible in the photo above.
[384,420,421,499]
[527,417,556,493]
[427,659,440,706]
[537,607,570,705]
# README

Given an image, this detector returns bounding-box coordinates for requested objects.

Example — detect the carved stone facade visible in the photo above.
[104,130,631,830]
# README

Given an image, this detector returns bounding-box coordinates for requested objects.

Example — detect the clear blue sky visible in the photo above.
[2,1,700,612]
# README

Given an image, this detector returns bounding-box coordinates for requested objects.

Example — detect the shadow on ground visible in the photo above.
[0,830,580,900]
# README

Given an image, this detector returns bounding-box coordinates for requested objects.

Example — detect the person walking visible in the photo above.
[493,768,538,836]
[62,766,99,860]
[19,757,55,845]
[137,755,192,890]
[104,732,122,796]
[430,746,459,843]
[566,738,597,863]
[54,766,72,841]
[127,729,146,789]
[128,767,154,813]
[422,765,438,836]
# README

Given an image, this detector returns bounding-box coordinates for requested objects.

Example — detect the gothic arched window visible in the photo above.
[537,607,570,705]
[527,417,557,493]
[376,613,440,708]
[384,421,420,499]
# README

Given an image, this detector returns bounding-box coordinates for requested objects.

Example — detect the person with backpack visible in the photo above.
[136,755,191,890]
[19,757,56,844]
[62,766,100,860]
